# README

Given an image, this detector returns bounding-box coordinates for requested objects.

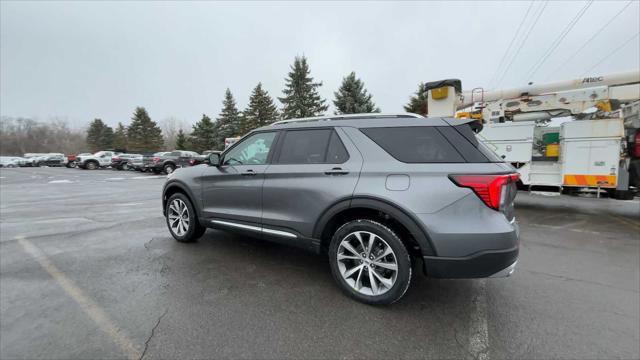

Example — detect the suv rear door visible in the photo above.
[261,127,362,239]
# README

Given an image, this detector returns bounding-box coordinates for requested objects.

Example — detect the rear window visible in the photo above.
[361,127,465,163]
[361,125,503,163]
[276,129,349,164]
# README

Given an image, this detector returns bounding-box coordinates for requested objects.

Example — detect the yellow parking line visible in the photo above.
[607,214,640,232]
[16,236,141,360]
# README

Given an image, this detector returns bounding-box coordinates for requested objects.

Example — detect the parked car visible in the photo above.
[22,153,67,167]
[161,114,520,305]
[65,154,78,168]
[143,150,200,174]
[76,151,120,170]
[111,153,141,170]
[0,156,24,168]
[127,154,145,171]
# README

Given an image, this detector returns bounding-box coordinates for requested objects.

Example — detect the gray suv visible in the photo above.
[162,114,519,305]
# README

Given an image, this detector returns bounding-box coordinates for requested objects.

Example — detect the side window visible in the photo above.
[361,126,465,163]
[223,132,276,165]
[326,131,349,163]
[276,129,332,164]
[169,151,181,156]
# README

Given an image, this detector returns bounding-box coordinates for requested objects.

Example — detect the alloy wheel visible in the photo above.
[168,199,190,236]
[336,231,398,296]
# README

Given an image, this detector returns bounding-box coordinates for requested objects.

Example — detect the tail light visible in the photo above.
[449,173,519,211]
[633,130,640,158]
[189,159,195,165]
[152,157,160,163]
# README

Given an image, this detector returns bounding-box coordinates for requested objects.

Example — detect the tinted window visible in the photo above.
[326,131,349,163]
[277,129,332,164]
[224,132,276,165]
[437,126,489,163]
[361,126,464,163]
[453,124,503,162]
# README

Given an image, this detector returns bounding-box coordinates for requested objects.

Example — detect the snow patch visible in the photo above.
[48,180,73,184]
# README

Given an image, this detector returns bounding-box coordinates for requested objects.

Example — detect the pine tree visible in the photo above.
[126,107,164,152]
[279,56,328,119]
[189,114,218,153]
[216,89,242,142]
[333,72,380,114]
[112,122,127,151]
[404,83,428,115]
[86,119,114,152]
[175,129,188,150]
[241,83,280,134]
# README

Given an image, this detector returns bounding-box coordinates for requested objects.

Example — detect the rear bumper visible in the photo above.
[423,246,519,279]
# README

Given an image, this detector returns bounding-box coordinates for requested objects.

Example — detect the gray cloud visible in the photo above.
[2,0,638,128]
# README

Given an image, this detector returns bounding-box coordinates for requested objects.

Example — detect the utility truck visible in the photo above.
[422,70,640,199]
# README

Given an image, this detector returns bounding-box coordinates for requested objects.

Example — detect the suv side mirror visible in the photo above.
[208,153,220,166]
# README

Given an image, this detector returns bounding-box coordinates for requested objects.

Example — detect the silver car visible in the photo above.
[162,114,520,305]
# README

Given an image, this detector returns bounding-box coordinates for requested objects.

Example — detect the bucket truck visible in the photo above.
[422,70,640,199]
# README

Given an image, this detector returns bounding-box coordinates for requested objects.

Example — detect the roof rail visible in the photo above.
[271,113,424,126]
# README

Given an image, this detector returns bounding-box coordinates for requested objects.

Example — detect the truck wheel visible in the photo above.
[164,163,176,174]
[610,189,635,200]
[66,162,77,168]
[166,193,206,242]
[86,161,98,170]
[328,219,412,305]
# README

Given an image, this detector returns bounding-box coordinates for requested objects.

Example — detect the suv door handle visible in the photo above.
[324,167,349,175]
[241,170,257,176]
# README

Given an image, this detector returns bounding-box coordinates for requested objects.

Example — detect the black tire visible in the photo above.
[121,163,129,171]
[164,163,176,174]
[86,161,98,170]
[610,189,635,200]
[165,193,206,242]
[328,219,412,305]
[66,161,77,168]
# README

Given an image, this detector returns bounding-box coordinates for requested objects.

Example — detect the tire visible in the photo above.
[610,189,635,200]
[165,193,206,242]
[86,161,98,170]
[164,163,176,174]
[66,161,77,168]
[328,219,412,305]
[121,163,129,171]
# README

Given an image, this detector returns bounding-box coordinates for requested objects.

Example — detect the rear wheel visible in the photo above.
[165,193,206,242]
[328,219,412,305]
[164,163,176,174]
[86,161,98,170]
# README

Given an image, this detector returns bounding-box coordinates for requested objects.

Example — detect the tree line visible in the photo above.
[1,56,429,155]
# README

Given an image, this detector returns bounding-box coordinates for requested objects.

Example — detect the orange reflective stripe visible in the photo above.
[563,174,616,187]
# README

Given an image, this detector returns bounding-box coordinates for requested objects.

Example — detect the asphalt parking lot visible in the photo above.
[1,167,639,360]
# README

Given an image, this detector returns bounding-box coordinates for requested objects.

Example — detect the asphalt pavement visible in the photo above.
[1,167,639,359]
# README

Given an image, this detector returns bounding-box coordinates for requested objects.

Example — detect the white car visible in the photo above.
[76,151,120,170]
[0,156,23,168]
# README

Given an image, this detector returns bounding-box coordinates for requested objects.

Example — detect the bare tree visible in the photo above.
[160,117,189,151]
[0,116,87,155]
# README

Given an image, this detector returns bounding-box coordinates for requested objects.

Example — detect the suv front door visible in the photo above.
[201,131,278,227]
[262,127,362,240]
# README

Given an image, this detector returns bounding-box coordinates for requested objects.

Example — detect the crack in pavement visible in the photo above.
[139,309,168,360]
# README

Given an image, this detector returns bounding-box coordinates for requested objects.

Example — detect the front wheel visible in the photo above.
[86,161,98,170]
[328,219,412,305]
[165,193,206,242]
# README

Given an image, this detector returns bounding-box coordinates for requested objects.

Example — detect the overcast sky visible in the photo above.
[1,0,639,129]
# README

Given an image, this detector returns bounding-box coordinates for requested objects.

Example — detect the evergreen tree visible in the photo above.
[189,114,218,152]
[175,129,188,150]
[86,119,114,152]
[404,83,428,115]
[278,56,328,119]
[241,83,280,134]
[216,89,242,142]
[112,122,127,151]
[333,72,380,114]
[126,107,164,152]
